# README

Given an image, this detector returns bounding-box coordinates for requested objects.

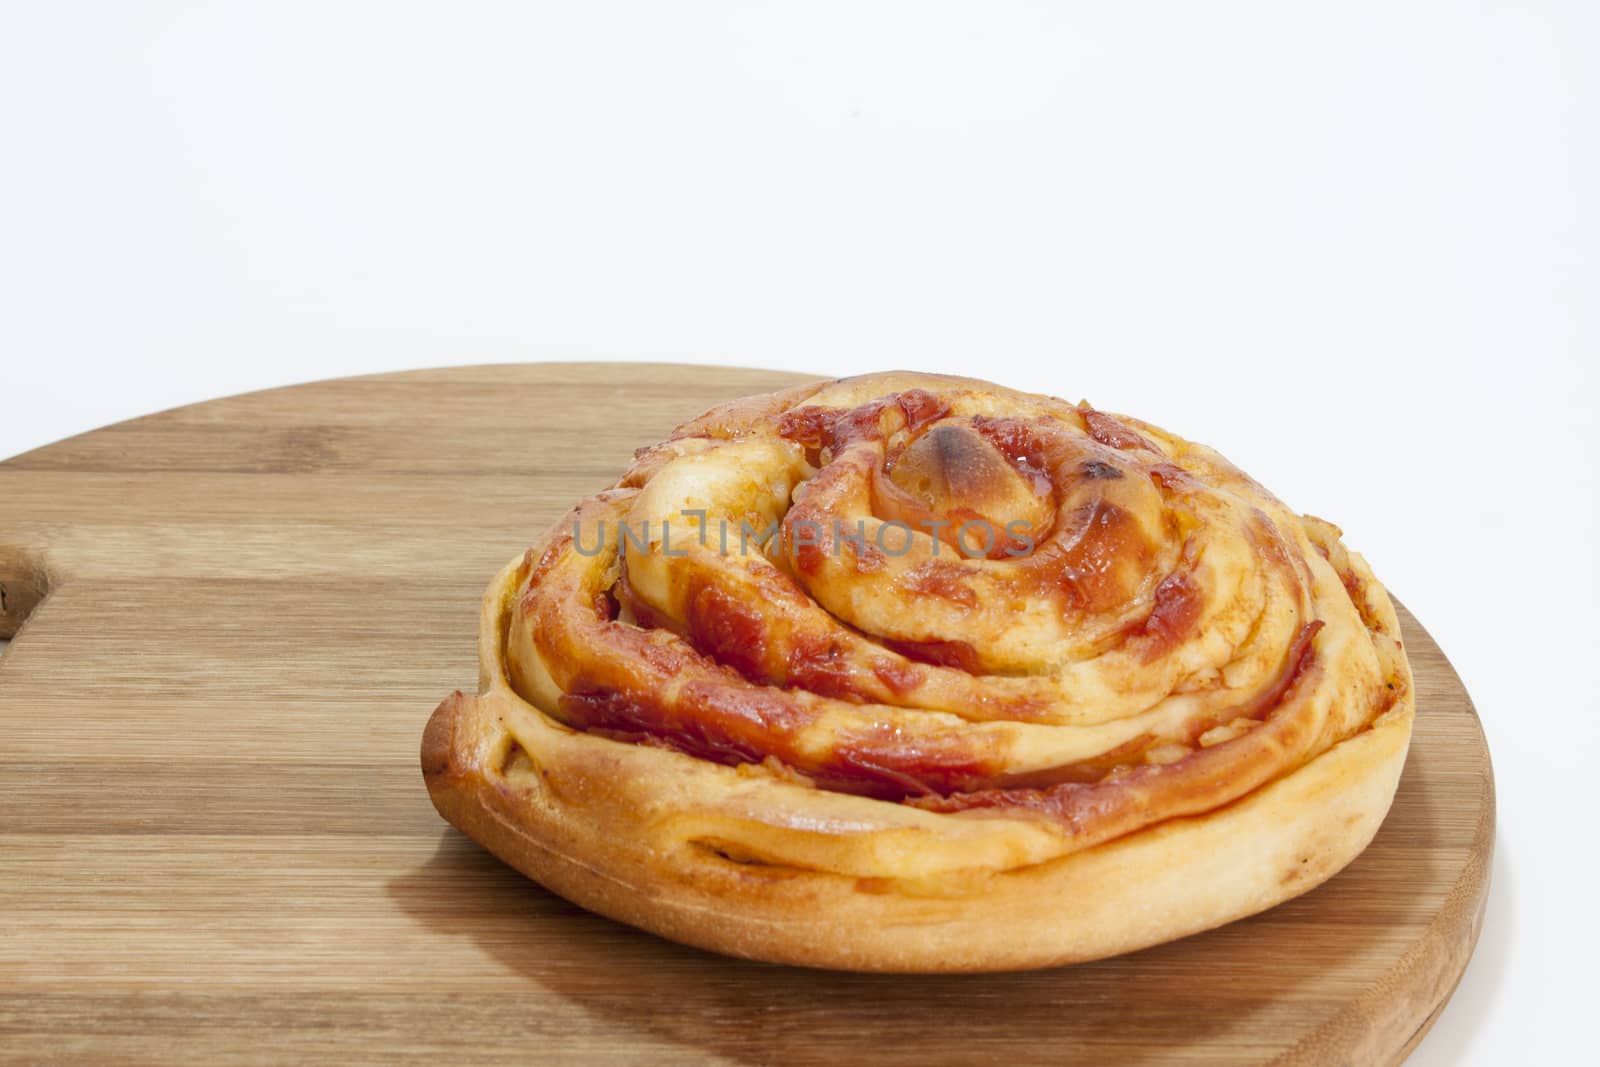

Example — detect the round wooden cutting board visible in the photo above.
[0,364,1494,1065]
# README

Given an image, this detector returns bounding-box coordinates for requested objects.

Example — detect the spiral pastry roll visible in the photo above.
[423,371,1413,972]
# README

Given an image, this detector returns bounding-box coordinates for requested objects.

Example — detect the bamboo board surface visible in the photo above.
[0,363,1493,1065]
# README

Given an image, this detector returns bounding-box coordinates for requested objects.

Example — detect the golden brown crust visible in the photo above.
[421,371,1415,971]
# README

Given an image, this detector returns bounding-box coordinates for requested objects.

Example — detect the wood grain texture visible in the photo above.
[0,363,1494,1065]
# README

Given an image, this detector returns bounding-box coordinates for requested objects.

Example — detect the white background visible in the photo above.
[2,3,1595,1061]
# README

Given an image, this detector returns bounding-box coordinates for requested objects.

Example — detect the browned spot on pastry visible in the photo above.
[593,584,621,622]
[853,877,899,895]
[1081,408,1158,452]
[613,571,673,633]
[884,423,1054,558]
[1147,461,1200,494]
[991,734,1157,789]
[777,389,952,452]
[775,404,837,450]
[1133,571,1203,663]
[1029,499,1150,612]
[903,561,980,608]
[851,537,887,573]
[896,389,951,434]
[882,636,982,674]
[561,683,782,770]
[785,633,863,701]
[1244,509,1306,602]
[684,580,772,684]
[526,537,570,592]
[1220,620,1323,721]
[871,656,923,697]
[1340,565,1369,617]
[969,415,1058,484]
[830,723,995,798]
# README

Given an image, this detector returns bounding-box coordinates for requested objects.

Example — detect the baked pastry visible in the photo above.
[422,371,1413,972]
